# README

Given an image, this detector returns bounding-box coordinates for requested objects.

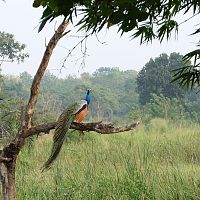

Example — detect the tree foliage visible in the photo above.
[172,50,200,89]
[144,94,185,121]
[33,0,199,37]
[32,0,200,88]
[0,32,29,65]
[0,32,29,140]
[129,93,200,124]
[3,64,200,127]
[1,68,138,125]
[136,53,186,105]
[0,97,24,141]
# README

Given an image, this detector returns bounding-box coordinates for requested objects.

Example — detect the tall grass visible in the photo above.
[6,119,200,199]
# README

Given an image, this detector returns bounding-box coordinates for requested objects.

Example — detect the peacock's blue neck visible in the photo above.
[86,90,91,105]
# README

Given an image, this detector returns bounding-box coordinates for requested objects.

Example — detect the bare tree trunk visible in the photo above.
[0,20,69,200]
[0,161,16,200]
[0,143,19,200]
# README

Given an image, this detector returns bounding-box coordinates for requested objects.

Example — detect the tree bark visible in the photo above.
[0,143,19,200]
[0,20,69,200]
[0,161,16,200]
[26,121,140,137]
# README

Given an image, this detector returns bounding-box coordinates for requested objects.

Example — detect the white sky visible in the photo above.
[0,0,199,78]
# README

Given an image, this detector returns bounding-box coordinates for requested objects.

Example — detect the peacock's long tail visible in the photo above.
[42,104,77,171]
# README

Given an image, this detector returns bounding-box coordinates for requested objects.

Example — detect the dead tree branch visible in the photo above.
[0,156,12,163]
[26,121,140,137]
[21,20,69,134]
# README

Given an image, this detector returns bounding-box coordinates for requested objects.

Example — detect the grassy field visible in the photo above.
[9,119,200,199]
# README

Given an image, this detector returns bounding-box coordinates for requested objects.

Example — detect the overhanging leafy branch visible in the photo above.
[172,49,200,89]
[33,0,200,88]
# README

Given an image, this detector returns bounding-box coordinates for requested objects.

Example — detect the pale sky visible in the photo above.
[0,0,199,78]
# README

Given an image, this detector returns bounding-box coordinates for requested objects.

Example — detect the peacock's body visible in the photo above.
[43,90,91,170]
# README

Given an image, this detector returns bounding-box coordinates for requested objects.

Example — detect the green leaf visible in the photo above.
[191,28,200,35]
[33,0,45,8]
[38,14,54,32]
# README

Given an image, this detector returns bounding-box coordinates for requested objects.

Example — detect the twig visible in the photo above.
[0,156,12,163]
[179,13,199,26]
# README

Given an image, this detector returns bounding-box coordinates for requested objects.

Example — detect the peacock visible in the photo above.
[42,89,91,170]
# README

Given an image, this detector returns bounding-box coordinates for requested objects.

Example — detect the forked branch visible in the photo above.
[21,20,69,133]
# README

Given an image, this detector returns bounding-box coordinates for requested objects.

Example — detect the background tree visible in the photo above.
[0,97,24,142]
[0,32,29,142]
[136,53,186,105]
[0,32,29,66]
[144,94,186,121]
[129,94,186,124]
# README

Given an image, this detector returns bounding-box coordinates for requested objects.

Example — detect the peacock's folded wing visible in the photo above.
[42,102,83,170]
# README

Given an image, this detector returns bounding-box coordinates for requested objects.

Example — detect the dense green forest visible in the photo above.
[1,52,200,139]
[0,67,138,127]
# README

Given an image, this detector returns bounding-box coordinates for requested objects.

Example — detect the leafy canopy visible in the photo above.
[0,32,29,65]
[33,0,200,88]
[33,0,199,37]
[136,53,186,105]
